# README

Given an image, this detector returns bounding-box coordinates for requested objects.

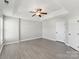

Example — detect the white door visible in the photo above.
[56,20,66,42]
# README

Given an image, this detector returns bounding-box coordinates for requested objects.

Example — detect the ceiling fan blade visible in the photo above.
[41,12,47,14]
[32,14,36,17]
[39,15,41,17]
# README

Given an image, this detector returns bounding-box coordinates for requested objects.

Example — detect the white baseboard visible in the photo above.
[42,36,56,41]
[0,44,4,54]
[68,45,79,52]
[5,37,42,45]
[43,37,79,52]
[20,37,41,42]
[64,42,79,51]
[6,41,19,45]
[65,42,70,46]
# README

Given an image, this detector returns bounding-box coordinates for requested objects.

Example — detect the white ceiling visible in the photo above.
[56,0,79,19]
[0,0,79,21]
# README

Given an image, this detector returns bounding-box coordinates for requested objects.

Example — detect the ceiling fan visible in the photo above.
[29,8,47,17]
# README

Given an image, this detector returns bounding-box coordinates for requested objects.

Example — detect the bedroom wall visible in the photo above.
[0,17,1,45]
[21,20,42,41]
[4,17,42,44]
[42,18,56,41]
[43,17,79,51]
[42,17,66,42]
[67,18,79,51]
[4,17,42,43]
[4,17,19,44]
[0,0,4,45]
[0,16,4,53]
[0,17,4,45]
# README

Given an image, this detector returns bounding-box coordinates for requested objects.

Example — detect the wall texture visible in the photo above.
[0,17,1,45]
[42,19,56,41]
[21,20,42,41]
[67,18,79,50]
[4,17,42,44]
[43,17,79,51]
[0,17,4,45]
[42,17,66,42]
[4,17,19,44]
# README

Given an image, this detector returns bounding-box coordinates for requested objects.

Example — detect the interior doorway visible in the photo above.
[56,20,66,42]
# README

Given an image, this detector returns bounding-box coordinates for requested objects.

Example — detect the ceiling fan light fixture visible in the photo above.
[36,12,41,15]
[30,8,47,17]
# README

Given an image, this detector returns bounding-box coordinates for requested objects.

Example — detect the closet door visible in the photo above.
[68,19,79,48]
[56,20,66,42]
[4,17,19,44]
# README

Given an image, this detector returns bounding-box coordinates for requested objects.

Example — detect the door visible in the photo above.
[56,20,66,42]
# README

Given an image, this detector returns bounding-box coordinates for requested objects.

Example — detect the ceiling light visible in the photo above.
[29,8,47,17]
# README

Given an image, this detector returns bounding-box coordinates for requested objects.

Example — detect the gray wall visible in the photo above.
[42,17,66,42]
[0,17,3,45]
[4,17,42,44]
[42,19,56,40]
[4,17,19,44]
[67,18,79,50]
[0,17,1,45]
[43,17,79,51]
[21,20,42,41]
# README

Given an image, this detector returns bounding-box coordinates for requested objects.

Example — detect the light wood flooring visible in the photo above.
[0,38,79,59]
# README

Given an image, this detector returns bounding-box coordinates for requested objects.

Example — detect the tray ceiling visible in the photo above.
[2,0,68,21]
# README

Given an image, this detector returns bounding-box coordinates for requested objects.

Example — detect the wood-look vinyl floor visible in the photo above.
[0,38,79,59]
